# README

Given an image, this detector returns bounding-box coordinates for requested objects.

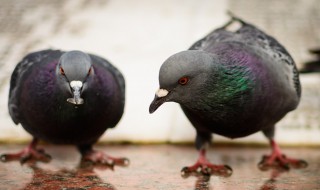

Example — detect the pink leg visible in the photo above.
[81,149,129,168]
[0,138,51,164]
[258,139,308,170]
[181,149,232,178]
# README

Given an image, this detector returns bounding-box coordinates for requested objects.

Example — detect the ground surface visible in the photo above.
[0,144,319,190]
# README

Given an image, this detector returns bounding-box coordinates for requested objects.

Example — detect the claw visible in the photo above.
[114,157,130,167]
[258,160,270,171]
[219,165,233,177]
[292,160,308,169]
[106,159,114,166]
[45,153,52,160]
[122,158,130,166]
[181,167,191,178]
[41,153,52,163]
[20,154,32,164]
[0,154,8,162]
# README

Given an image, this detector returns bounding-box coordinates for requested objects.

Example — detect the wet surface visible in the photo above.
[0,144,319,190]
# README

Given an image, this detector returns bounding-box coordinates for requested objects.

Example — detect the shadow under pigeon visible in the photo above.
[20,161,118,190]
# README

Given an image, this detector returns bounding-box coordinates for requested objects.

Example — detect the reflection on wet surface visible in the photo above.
[194,175,211,190]
[259,168,287,190]
[0,144,319,190]
[22,162,116,190]
[191,167,299,190]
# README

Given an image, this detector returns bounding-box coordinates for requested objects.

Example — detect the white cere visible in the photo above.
[156,89,169,98]
[70,81,83,88]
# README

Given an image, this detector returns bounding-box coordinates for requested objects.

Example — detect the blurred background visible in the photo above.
[0,0,319,146]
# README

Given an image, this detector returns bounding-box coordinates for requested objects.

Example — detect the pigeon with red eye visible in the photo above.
[1,50,128,167]
[149,14,307,177]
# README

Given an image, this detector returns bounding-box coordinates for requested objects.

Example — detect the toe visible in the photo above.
[0,154,9,162]
[105,158,114,166]
[181,167,191,178]
[220,165,233,177]
[208,165,233,177]
[40,153,52,163]
[123,158,130,166]
[291,159,308,169]
[20,154,32,164]
[114,157,130,166]
[258,160,272,171]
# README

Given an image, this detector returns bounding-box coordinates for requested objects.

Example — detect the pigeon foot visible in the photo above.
[181,149,232,178]
[258,153,308,171]
[0,139,51,164]
[82,150,129,169]
[258,139,308,171]
[181,162,232,178]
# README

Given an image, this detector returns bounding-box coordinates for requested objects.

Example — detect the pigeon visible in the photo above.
[1,50,128,166]
[149,14,307,177]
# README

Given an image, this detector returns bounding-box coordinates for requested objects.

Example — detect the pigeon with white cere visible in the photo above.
[1,50,128,166]
[149,14,307,177]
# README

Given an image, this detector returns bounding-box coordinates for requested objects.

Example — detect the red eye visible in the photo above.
[178,76,189,85]
[60,67,65,75]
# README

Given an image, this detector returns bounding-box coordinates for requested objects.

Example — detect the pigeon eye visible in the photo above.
[59,67,65,75]
[178,77,189,85]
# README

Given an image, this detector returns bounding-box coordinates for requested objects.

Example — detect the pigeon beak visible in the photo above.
[67,80,84,105]
[149,89,169,113]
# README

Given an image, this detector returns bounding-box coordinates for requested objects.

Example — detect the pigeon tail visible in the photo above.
[226,11,247,25]
[218,11,248,32]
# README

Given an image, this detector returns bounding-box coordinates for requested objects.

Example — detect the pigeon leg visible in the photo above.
[181,149,232,178]
[258,139,308,170]
[78,144,129,168]
[260,127,307,170]
[0,138,51,164]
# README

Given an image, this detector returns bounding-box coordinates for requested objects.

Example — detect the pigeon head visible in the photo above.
[149,50,214,113]
[56,50,94,105]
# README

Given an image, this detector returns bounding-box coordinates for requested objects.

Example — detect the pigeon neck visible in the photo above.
[187,65,254,117]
